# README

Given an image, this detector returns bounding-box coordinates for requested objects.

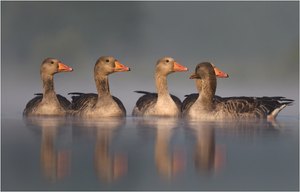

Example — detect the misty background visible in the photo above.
[1,1,299,117]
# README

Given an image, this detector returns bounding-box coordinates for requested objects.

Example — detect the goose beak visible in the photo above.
[214,66,229,78]
[58,62,73,72]
[173,62,188,72]
[189,73,199,79]
[114,61,130,72]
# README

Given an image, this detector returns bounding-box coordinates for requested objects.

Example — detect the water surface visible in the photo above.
[1,116,299,191]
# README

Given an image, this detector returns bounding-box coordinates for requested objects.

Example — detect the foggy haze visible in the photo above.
[1,1,299,117]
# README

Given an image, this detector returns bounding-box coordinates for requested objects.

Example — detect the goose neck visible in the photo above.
[155,73,169,97]
[197,76,216,110]
[41,74,57,101]
[95,74,111,98]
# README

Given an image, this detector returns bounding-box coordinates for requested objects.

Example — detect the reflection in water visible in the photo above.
[214,119,281,140]
[187,119,280,175]
[24,116,71,182]
[72,117,128,183]
[136,117,185,179]
[19,116,290,190]
[187,121,225,175]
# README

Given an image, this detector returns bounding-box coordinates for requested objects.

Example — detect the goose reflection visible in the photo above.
[137,117,185,179]
[215,119,281,139]
[24,116,71,182]
[187,121,225,175]
[72,117,127,183]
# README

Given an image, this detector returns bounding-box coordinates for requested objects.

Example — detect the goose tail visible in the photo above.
[267,104,287,120]
[267,98,294,120]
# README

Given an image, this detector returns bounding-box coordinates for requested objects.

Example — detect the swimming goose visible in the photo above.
[69,56,130,118]
[183,62,293,120]
[182,63,229,113]
[132,57,188,117]
[23,58,73,116]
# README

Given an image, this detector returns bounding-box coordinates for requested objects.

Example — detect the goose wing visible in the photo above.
[170,94,182,111]
[215,96,293,118]
[56,94,71,110]
[133,91,158,114]
[68,92,98,112]
[112,96,126,115]
[182,93,198,113]
[68,92,126,114]
[23,94,43,115]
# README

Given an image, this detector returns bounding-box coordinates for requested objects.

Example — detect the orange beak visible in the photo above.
[114,61,130,72]
[213,65,229,78]
[58,62,73,72]
[173,62,188,72]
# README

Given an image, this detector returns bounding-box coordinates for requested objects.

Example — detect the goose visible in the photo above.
[183,62,293,120]
[132,57,188,117]
[69,56,130,118]
[23,58,73,116]
[182,63,229,113]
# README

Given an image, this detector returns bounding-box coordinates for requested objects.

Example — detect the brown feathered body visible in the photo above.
[23,58,73,116]
[132,91,182,116]
[183,62,293,120]
[24,93,71,116]
[69,56,129,118]
[69,93,126,117]
[132,57,188,117]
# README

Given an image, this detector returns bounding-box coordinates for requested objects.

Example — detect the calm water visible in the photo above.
[1,115,299,191]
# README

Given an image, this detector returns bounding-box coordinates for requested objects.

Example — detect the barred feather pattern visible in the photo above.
[182,93,293,119]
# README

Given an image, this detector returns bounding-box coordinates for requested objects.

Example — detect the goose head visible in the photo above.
[40,58,73,76]
[155,57,188,76]
[94,56,130,76]
[190,62,228,79]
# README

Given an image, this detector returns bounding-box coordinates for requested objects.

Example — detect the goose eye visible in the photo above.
[51,61,54,64]
[106,59,109,63]
[166,60,169,63]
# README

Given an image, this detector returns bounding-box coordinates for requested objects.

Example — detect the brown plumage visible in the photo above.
[69,56,130,118]
[132,57,188,117]
[133,91,182,113]
[23,58,73,116]
[182,62,293,120]
[182,63,229,113]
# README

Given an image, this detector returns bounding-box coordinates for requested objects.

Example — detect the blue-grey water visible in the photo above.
[1,115,299,191]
